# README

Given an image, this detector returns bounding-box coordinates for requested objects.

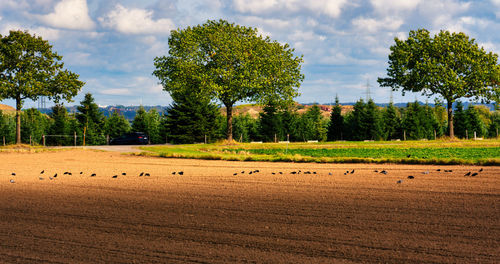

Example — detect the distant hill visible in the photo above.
[0,104,15,113]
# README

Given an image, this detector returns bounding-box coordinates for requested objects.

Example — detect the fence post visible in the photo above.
[274,133,277,143]
[403,130,406,141]
[497,128,499,138]
[3,136,5,146]
[74,131,77,146]
[30,135,32,146]
[43,135,45,146]
[204,134,207,144]
[434,130,436,140]
[106,135,109,145]
[466,129,468,140]
[474,131,476,140]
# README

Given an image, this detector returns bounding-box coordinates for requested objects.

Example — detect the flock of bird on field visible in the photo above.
[6,167,485,184]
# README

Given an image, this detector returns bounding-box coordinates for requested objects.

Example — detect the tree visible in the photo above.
[21,108,49,144]
[153,19,304,141]
[164,91,221,144]
[0,30,84,144]
[453,101,468,138]
[76,93,105,145]
[104,110,130,139]
[345,99,366,140]
[465,105,486,138]
[378,29,500,138]
[327,96,343,141]
[0,110,15,144]
[48,104,70,146]
[364,99,382,140]
[382,102,401,140]
[259,103,282,142]
[132,106,148,133]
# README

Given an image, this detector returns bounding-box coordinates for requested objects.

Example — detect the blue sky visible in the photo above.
[1,0,499,108]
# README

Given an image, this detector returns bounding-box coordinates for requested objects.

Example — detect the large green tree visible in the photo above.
[76,93,105,145]
[0,30,84,144]
[378,29,500,138]
[327,96,344,141]
[153,19,304,141]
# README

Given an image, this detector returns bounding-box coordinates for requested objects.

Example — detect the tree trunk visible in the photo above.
[16,96,22,144]
[447,99,454,138]
[226,104,233,142]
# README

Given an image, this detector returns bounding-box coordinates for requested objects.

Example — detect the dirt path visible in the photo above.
[1,150,499,263]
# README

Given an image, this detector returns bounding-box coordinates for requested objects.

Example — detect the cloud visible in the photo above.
[98,4,175,34]
[233,0,348,18]
[37,0,95,30]
[0,22,60,41]
[352,16,404,33]
[370,0,421,14]
[100,88,132,95]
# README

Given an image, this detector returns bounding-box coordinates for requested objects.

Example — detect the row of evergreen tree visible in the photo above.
[0,93,499,146]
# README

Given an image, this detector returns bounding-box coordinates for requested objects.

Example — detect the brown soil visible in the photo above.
[1,150,499,263]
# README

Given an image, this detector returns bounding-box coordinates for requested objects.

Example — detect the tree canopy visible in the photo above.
[0,30,84,143]
[378,29,500,138]
[153,19,304,141]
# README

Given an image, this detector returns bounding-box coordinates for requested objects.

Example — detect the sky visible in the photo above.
[0,0,499,108]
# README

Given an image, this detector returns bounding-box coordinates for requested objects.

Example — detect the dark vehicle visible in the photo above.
[109,132,149,145]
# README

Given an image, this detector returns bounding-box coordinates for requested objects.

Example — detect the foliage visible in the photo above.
[327,96,343,141]
[104,111,130,139]
[165,92,221,144]
[76,93,105,145]
[132,106,148,133]
[382,102,401,140]
[21,108,50,144]
[378,29,500,137]
[0,110,15,144]
[0,30,84,143]
[153,19,304,141]
[232,113,259,142]
[259,103,282,142]
[48,104,71,146]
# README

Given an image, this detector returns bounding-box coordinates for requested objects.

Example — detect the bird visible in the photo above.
[53,173,57,178]
[350,169,355,174]
[144,173,150,177]
[139,172,144,176]
[407,154,411,158]
[422,171,429,174]
[68,172,72,176]
[80,172,83,174]
[9,179,15,183]
[380,170,387,175]
[90,173,96,177]
[479,168,483,172]
[255,170,260,173]
[313,172,317,174]
[233,173,238,176]
[172,172,176,175]
[271,172,275,175]
[178,171,184,175]
[343,172,347,175]
[112,175,118,178]
[279,172,283,174]
[397,180,403,184]
[437,169,441,171]
[241,171,245,174]
[249,171,253,174]
[374,170,379,173]
[63,172,69,175]
[464,172,471,176]
[407,176,415,179]
[40,170,44,174]
[122,172,126,175]
[49,177,53,180]
[39,177,44,180]
[328,172,332,176]
[471,172,478,177]
[291,171,297,174]
[11,172,16,176]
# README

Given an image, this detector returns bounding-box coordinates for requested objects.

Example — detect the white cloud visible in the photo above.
[233,0,348,18]
[99,4,175,34]
[370,0,421,14]
[352,16,404,33]
[38,0,95,30]
[100,88,132,95]
[0,23,60,41]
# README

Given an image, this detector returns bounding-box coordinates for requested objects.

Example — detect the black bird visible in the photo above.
[255,170,260,173]
[479,168,483,172]
[241,171,245,174]
[39,177,44,180]
[68,172,72,175]
[63,172,68,175]
[328,172,332,176]
[272,172,276,175]
[49,177,53,180]
[40,170,44,174]
[11,172,15,176]
[374,170,378,173]
[139,172,144,176]
[112,175,118,178]
[279,172,283,174]
[344,172,347,175]
[407,176,415,179]
[53,173,57,178]
[350,169,355,174]
[464,172,471,176]
[380,170,387,175]
[122,172,126,175]
[396,180,403,184]
[407,154,411,158]
[313,172,317,174]
[233,173,238,176]
[437,169,441,171]
[172,172,176,175]
[471,172,478,177]
[80,172,83,174]
[144,173,150,177]
[178,171,184,175]
[90,173,96,177]
[291,171,297,174]
[249,171,253,174]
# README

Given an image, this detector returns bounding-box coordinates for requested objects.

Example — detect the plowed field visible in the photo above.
[1,150,499,263]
